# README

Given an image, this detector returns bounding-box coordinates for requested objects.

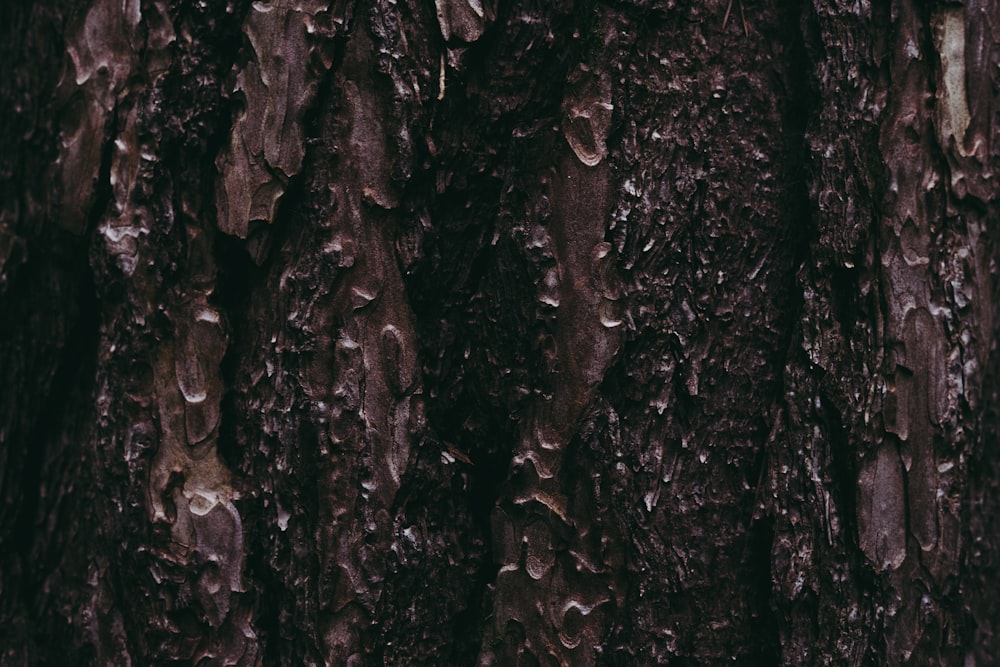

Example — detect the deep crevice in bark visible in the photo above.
[821,393,860,553]
[751,0,823,656]
[214,231,259,468]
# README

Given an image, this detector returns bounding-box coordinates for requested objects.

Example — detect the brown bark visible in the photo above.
[2,0,1000,664]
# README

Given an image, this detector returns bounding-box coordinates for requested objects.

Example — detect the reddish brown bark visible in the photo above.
[2,0,999,664]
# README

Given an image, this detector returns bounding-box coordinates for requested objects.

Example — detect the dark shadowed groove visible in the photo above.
[10,103,111,563]
[214,231,260,468]
[747,514,780,662]
[12,126,108,666]
[397,4,588,648]
[966,258,1000,661]
[748,0,825,659]
[17,258,100,657]
[10,72,111,655]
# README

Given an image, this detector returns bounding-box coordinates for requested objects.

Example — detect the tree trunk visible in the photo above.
[2,0,999,664]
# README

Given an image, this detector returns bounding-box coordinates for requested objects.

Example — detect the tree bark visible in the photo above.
[2,0,999,664]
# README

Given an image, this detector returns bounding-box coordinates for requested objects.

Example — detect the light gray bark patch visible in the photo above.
[933,7,973,158]
[858,444,907,571]
[933,2,993,202]
[434,0,493,43]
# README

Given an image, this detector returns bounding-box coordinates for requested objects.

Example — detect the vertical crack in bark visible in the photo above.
[8,241,101,660]
[771,0,891,659]
[750,0,823,660]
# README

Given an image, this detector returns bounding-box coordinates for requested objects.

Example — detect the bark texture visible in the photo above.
[2,0,1000,664]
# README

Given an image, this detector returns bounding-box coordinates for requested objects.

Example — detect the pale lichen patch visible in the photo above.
[934,8,974,157]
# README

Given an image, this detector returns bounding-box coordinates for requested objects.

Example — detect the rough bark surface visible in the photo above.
[2,0,1000,664]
